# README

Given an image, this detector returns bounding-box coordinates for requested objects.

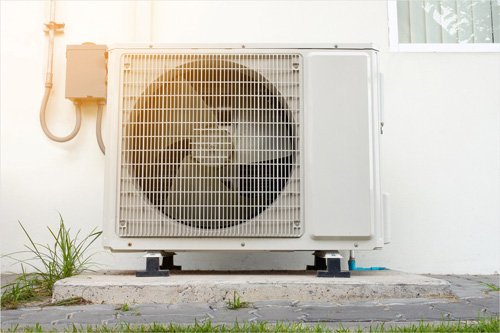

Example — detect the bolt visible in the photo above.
[241,242,245,247]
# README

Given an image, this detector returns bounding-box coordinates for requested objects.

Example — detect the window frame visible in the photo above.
[388,0,500,52]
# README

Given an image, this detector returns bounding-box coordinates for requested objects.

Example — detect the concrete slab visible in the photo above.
[52,270,452,305]
[464,297,500,315]
[209,308,259,323]
[432,301,491,320]
[302,304,400,322]
[389,304,451,321]
[251,306,305,322]
[430,274,493,299]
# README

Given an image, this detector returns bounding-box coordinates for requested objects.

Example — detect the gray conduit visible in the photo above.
[96,103,105,154]
[40,0,82,143]
[40,88,82,142]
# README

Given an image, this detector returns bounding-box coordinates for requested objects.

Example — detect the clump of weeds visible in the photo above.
[1,214,101,309]
[483,282,500,292]
[226,291,251,310]
[118,303,130,312]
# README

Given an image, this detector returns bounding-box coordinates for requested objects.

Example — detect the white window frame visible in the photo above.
[388,0,500,52]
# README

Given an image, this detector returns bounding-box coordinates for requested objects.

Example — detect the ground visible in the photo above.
[0,274,499,331]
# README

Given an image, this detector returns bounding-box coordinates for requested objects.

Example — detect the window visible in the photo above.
[388,0,500,52]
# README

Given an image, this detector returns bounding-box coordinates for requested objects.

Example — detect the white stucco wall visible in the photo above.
[1,0,499,274]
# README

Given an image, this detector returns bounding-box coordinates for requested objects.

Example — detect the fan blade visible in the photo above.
[165,155,267,228]
[230,109,294,164]
[129,75,217,209]
[229,154,294,204]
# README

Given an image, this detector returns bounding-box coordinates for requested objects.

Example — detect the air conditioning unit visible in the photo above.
[102,44,388,272]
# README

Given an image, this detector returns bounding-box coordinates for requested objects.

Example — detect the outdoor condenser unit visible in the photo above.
[102,44,389,273]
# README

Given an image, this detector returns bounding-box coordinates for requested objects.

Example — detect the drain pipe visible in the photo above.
[40,0,82,142]
[348,251,387,271]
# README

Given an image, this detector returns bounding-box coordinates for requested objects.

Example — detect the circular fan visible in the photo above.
[126,57,296,229]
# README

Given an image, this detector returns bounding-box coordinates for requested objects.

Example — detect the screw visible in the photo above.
[241,242,245,247]
[128,242,132,247]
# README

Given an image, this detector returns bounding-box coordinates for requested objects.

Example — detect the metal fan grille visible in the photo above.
[118,53,302,237]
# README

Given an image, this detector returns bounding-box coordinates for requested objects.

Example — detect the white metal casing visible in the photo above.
[103,44,385,252]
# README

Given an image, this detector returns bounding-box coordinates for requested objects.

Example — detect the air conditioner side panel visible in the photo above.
[102,50,122,250]
[305,52,374,238]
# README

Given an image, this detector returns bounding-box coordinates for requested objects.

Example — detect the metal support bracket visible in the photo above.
[306,251,327,270]
[159,251,182,271]
[136,252,169,277]
[315,251,351,278]
[44,21,65,34]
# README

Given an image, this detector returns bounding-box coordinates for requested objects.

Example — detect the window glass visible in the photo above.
[397,0,500,43]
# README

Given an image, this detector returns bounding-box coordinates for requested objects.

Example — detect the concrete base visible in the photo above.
[52,270,453,305]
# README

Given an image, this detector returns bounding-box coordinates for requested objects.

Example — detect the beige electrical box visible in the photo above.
[65,44,107,102]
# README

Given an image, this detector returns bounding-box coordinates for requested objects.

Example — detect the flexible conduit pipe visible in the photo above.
[96,102,105,154]
[40,0,82,142]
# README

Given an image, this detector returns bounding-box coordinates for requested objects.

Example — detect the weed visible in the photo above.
[482,282,500,292]
[115,303,143,316]
[1,215,101,309]
[0,266,45,309]
[118,303,130,312]
[226,290,251,310]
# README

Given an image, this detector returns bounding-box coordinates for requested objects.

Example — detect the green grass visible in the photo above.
[482,282,500,292]
[0,266,46,309]
[226,291,251,310]
[370,317,499,332]
[1,215,101,309]
[4,317,499,332]
[118,303,130,312]
[115,303,144,317]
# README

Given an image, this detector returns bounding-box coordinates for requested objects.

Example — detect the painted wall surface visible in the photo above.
[1,1,499,274]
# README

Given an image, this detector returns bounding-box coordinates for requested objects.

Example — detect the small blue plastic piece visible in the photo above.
[348,259,387,271]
